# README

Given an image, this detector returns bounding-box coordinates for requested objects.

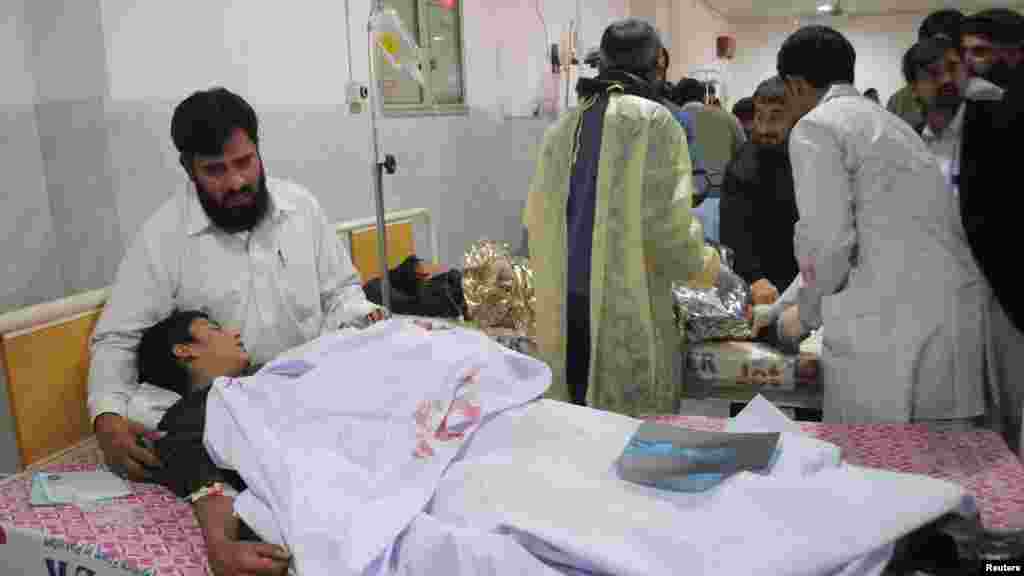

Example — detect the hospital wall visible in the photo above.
[725,13,922,107]
[0,0,628,318]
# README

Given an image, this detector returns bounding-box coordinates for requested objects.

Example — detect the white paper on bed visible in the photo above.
[203,319,551,576]
[725,394,842,477]
[430,399,974,576]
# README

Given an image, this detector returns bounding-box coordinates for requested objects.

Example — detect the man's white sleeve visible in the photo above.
[88,232,175,424]
[311,198,380,332]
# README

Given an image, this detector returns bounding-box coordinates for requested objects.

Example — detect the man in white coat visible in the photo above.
[771,26,987,427]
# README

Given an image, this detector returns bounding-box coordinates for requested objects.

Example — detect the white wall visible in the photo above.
[727,13,922,104]
[0,0,63,473]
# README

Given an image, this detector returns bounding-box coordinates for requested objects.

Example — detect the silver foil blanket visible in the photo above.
[673,263,752,344]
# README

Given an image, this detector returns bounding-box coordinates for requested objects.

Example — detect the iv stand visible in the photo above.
[368,0,397,311]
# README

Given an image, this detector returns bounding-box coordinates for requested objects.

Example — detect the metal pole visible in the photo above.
[368,1,391,311]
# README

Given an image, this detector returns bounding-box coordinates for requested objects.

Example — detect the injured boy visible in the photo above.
[134,309,559,576]
[135,310,291,575]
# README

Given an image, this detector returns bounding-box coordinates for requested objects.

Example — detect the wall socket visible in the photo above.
[346,81,369,114]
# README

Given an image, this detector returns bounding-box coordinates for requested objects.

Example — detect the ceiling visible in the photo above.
[703,0,1024,19]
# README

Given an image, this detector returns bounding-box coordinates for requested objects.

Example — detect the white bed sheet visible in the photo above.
[429,399,973,576]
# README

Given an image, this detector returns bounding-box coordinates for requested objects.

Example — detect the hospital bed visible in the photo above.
[1,212,1023,574]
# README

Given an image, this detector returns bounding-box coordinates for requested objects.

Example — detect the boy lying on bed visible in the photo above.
[135,309,291,576]
[133,310,974,576]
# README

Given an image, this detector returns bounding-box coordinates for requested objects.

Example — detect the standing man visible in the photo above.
[960,9,1024,87]
[887,9,964,128]
[774,26,986,426]
[653,46,707,200]
[958,9,1024,452]
[525,18,707,416]
[90,87,385,481]
[719,76,799,293]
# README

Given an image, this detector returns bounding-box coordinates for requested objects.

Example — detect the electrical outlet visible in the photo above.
[346,81,369,114]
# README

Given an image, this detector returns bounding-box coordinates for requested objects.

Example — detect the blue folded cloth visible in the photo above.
[616,423,779,493]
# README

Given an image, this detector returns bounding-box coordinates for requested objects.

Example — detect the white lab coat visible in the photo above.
[788,84,986,424]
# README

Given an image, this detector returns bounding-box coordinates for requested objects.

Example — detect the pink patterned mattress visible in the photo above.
[2,415,1023,575]
[650,415,1024,533]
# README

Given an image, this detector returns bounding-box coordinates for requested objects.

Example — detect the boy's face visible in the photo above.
[173,318,250,385]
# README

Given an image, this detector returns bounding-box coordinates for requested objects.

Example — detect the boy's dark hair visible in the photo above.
[137,310,209,396]
[753,76,786,106]
[777,25,856,89]
[902,36,955,85]
[599,18,663,77]
[170,87,260,173]
[919,9,964,41]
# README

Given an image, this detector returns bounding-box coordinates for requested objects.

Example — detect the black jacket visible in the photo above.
[961,71,1024,333]
[719,141,800,290]
[152,386,259,541]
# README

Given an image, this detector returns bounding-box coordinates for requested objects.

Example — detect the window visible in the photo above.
[378,0,466,115]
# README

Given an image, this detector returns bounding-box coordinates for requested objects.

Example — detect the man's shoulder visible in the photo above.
[606,94,671,117]
[964,77,1004,102]
[136,185,192,240]
[268,176,320,211]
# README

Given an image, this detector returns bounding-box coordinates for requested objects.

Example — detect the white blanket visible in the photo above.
[203,320,552,575]
[429,399,975,576]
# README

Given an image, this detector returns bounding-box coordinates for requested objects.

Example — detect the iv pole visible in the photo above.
[368,0,397,311]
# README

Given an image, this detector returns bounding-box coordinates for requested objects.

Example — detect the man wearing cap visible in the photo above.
[525,18,708,416]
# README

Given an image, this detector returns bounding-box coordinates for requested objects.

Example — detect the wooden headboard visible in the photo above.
[335,207,439,282]
[349,221,416,282]
[0,209,436,470]
[0,289,109,470]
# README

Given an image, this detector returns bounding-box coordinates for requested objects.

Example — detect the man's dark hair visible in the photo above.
[171,87,260,172]
[962,8,1024,46]
[137,310,210,396]
[919,9,964,41]
[902,36,955,85]
[753,76,786,105]
[777,25,856,89]
[670,77,707,106]
[732,96,755,121]
[599,18,663,77]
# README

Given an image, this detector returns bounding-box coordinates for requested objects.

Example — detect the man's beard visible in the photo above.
[195,172,271,234]
[983,60,1015,88]
[932,92,963,114]
[755,137,787,157]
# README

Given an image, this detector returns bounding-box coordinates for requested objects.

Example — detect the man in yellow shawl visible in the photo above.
[525,18,707,417]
